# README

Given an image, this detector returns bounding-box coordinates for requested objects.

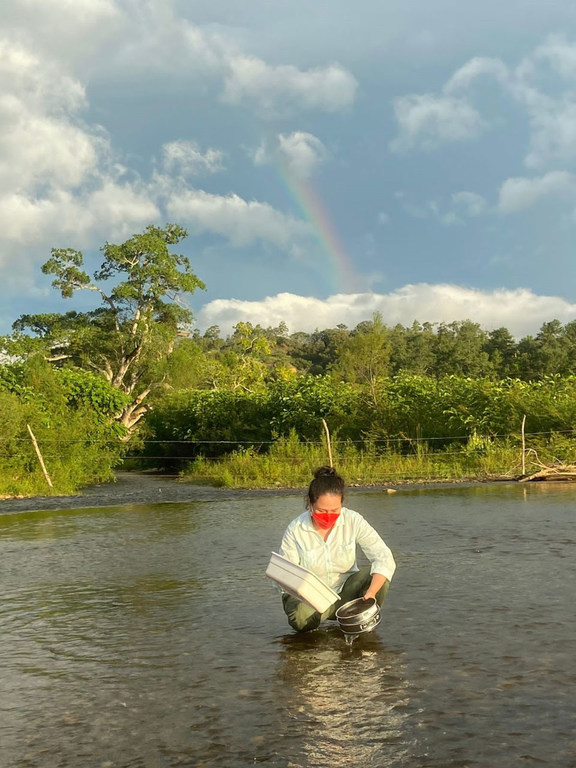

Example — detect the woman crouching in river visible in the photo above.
[279,466,396,633]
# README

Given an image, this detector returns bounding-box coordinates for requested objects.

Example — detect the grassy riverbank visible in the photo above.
[178,433,543,488]
[4,431,574,499]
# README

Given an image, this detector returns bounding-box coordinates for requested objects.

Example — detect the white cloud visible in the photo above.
[162,140,225,177]
[78,181,161,238]
[443,56,510,94]
[409,192,487,226]
[515,41,576,169]
[166,188,311,250]
[0,102,103,194]
[452,191,487,217]
[525,103,576,169]
[0,33,162,256]
[0,40,103,196]
[112,7,227,80]
[25,0,358,123]
[254,131,328,179]
[195,284,576,338]
[223,57,357,116]
[390,94,485,152]
[0,40,87,112]
[0,182,160,248]
[404,199,440,220]
[531,35,576,81]
[498,171,576,213]
[434,37,576,170]
[0,0,121,65]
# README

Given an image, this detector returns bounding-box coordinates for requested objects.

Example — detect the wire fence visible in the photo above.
[3,428,576,445]
[6,438,575,466]
[5,429,576,477]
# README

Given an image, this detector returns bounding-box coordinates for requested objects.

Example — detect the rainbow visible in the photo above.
[279,170,362,294]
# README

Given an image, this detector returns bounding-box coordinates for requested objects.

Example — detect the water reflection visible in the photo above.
[272,628,411,768]
[0,502,204,541]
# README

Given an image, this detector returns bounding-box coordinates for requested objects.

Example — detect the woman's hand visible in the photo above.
[363,573,387,600]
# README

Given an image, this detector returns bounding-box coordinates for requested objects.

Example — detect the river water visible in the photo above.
[1,483,575,768]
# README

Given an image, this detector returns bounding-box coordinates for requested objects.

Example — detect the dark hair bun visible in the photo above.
[307,465,345,506]
[314,466,336,479]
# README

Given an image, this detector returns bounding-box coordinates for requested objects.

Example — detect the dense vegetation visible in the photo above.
[141,371,576,485]
[176,315,576,383]
[3,224,576,495]
[0,360,128,496]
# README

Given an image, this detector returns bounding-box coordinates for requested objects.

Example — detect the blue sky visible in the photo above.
[3,0,576,337]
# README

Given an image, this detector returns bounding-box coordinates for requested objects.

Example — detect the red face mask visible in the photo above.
[311,510,341,530]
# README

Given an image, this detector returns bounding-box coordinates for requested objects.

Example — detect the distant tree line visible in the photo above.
[170,315,576,391]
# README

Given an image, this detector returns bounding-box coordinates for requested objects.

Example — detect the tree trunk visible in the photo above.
[115,388,152,439]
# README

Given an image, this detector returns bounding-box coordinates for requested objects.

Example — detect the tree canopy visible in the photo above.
[5,224,205,434]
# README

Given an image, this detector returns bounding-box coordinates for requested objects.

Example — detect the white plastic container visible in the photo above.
[266,552,339,613]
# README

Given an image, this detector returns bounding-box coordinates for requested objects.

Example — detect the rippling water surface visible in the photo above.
[1,483,576,767]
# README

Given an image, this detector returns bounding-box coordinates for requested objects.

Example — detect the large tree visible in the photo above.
[331,313,390,406]
[7,224,205,435]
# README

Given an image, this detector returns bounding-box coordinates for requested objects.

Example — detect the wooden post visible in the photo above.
[521,414,527,477]
[27,424,53,488]
[321,418,333,468]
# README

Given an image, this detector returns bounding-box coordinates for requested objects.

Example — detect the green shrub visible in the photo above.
[0,361,125,496]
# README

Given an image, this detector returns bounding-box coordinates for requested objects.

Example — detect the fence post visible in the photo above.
[321,418,333,468]
[521,415,527,476]
[27,424,53,489]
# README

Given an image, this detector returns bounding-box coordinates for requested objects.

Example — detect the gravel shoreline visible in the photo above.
[0,472,510,514]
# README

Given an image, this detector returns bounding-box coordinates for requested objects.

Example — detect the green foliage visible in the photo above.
[266,375,363,440]
[138,375,363,468]
[330,312,390,403]
[167,316,576,383]
[139,370,576,482]
[7,223,205,435]
[0,361,126,496]
[59,368,129,416]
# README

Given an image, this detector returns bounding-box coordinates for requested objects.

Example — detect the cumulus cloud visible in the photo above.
[0,19,324,273]
[162,140,225,177]
[443,56,510,94]
[0,40,103,196]
[102,3,358,118]
[498,171,576,213]
[0,32,163,257]
[488,41,576,167]
[195,284,576,338]
[111,6,227,80]
[531,34,576,81]
[390,94,485,152]
[0,182,160,249]
[429,37,576,170]
[254,131,328,179]
[166,188,311,250]
[223,57,357,117]
[18,0,358,122]
[391,37,576,171]
[0,0,121,65]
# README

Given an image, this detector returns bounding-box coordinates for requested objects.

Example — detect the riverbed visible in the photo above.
[1,483,575,767]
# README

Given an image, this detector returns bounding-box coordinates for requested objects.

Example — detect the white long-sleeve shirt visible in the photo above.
[279,506,396,592]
